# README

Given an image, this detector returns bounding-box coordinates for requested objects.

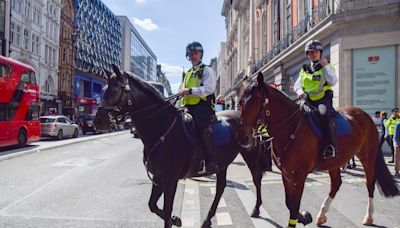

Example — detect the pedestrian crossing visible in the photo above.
[178,170,400,228]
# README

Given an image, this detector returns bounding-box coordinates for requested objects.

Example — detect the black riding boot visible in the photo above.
[323,114,337,159]
[199,128,218,174]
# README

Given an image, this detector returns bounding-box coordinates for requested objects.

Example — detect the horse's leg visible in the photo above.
[359,158,376,225]
[316,168,342,225]
[241,149,263,217]
[201,168,227,228]
[283,175,311,228]
[162,180,179,228]
[148,181,165,220]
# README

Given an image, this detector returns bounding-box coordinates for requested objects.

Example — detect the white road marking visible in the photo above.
[216,212,232,226]
[218,198,226,208]
[181,179,201,228]
[210,186,216,195]
[233,180,276,228]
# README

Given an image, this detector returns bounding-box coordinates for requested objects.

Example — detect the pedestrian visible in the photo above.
[255,123,272,172]
[385,108,400,163]
[179,41,218,174]
[372,111,382,134]
[379,111,391,151]
[294,39,338,159]
[393,121,400,176]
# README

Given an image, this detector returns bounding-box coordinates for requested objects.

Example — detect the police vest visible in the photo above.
[181,64,208,105]
[257,125,269,137]
[386,117,400,136]
[300,66,333,101]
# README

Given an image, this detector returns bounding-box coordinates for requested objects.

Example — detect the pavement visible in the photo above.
[0,130,128,162]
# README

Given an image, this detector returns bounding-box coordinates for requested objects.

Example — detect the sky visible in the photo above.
[101,0,226,94]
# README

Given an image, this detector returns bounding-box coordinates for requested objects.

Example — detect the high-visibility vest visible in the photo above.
[300,66,333,101]
[385,117,400,136]
[181,64,207,105]
[257,124,269,137]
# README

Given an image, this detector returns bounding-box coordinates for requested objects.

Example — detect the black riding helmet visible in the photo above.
[305,39,323,55]
[186,41,204,59]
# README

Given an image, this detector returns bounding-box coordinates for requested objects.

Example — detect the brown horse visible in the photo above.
[93,66,267,228]
[237,72,400,227]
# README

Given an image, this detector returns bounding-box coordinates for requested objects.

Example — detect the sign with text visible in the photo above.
[352,46,396,115]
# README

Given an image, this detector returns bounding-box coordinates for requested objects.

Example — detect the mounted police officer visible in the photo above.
[180,41,218,173]
[294,39,338,159]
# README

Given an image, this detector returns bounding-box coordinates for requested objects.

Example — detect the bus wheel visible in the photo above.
[18,129,27,147]
[73,129,78,138]
[57,130,63,140]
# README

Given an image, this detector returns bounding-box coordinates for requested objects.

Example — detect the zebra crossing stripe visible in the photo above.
[232,180,276,228]
[216,212,233,226]
[181,179,201,227]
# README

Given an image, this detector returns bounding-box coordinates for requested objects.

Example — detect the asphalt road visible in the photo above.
[0,132,399,228]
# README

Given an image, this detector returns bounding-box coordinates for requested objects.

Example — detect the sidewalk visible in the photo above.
[0,130,128,162]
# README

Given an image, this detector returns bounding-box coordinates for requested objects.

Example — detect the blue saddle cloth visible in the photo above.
[210,119,232,146]
[307,112,352,138]
[181,114,232,147]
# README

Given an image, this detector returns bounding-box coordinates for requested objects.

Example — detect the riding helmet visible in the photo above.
[305,39,323,54]
[186,41,204,58]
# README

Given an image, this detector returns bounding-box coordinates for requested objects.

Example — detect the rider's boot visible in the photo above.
[199,127,218,174]
[323,114,337,159]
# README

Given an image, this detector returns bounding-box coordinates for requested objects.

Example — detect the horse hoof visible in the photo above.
[362,217,373,225]
[171,216,182,227]
[316,215,327,225]
[298,210,313,225]
[251,208,260,218]
[201,220,211,228]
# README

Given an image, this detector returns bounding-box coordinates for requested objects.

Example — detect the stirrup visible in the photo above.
[198,160,206,174]
[323,144,336,159]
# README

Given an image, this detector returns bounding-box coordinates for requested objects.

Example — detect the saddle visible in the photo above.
[181,112,233,148]
[307,111,352,138]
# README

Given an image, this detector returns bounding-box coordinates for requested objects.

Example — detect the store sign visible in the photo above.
[352,46,396,115]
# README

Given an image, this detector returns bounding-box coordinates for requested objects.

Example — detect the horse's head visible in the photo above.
[237,72,267,148]
[94,65,131,131]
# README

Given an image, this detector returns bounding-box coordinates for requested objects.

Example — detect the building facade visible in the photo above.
[118,15,157,82]
[156,64,172,96]
[73,0,121,115]
[221,0,400,115]
[58,0,74,116]
[10,0,62,115]
[0,0,10,56]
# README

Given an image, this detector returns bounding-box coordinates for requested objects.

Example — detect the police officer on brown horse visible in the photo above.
[294,39,338,159]
[180,41,218,173]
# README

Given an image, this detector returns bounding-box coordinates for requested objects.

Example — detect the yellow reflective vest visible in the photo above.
[385,117,400,136]
[181,65,207,106]
[257,124,270,137]
[299,66,333,101]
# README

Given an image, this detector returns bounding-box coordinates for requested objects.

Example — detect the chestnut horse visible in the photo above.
[237,72,400,227]
[94,66,267,228]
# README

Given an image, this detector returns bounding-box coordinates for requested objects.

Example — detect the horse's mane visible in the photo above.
[124,71,166,103]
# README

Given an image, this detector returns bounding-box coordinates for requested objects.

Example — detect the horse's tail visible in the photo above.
[375,148,400,197]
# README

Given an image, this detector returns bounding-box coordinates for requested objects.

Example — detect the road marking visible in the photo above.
[216,212,232,226]
[218,198,226,208]
[210,186,216,195]
[181,179,201,228]
[232,180,276,228]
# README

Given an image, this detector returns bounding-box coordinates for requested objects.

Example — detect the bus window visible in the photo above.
[0,62,11,78]
[30,71,37,85]
[21,71,30,83]
[25,102,40,121]
[0,104,7,121]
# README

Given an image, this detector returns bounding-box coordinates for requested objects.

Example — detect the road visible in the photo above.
[0,132,399,228]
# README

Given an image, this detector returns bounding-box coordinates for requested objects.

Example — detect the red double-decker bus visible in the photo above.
[0,56,40,148]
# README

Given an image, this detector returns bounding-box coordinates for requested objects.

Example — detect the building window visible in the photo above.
[286,1,292,35]
[23,29,29,50]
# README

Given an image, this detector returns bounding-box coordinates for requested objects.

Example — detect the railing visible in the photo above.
[251,0,340,73]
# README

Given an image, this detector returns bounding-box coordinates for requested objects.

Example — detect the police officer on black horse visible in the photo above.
[180,41,218,173]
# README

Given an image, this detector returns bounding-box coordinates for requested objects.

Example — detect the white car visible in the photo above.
[40,115,79,139]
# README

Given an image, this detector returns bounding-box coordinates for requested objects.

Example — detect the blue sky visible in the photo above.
[102,0,226,93]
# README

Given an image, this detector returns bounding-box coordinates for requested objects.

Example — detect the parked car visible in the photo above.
[81,114,98,135]
[40,116,79,139]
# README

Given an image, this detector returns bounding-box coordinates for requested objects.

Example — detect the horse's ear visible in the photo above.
[103,69,112,79]
[257,72,264,86]
[112,64,122,78]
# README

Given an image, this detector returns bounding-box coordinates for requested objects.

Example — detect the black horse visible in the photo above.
[94,65,267,228]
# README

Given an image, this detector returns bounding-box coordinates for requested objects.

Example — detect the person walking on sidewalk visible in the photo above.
[385,108,400,163]
[393,121,400,176]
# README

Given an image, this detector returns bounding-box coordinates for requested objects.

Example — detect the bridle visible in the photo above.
[99,75,182,185]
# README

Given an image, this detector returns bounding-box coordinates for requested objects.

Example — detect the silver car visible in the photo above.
[40,116,79,139]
